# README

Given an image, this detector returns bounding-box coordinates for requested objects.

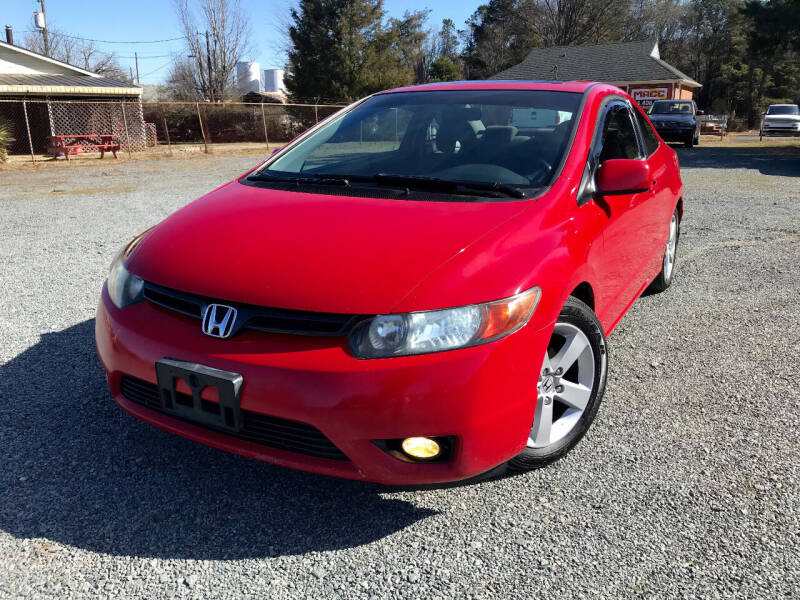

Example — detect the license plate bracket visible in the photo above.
[155,358,243,432]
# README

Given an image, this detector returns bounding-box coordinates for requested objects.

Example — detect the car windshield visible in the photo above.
[649,101,694,115]
[255,89,583,195]
[767,105,799,115]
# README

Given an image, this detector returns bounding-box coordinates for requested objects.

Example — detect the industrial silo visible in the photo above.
[263,69,285,93]
[236,62,261,94]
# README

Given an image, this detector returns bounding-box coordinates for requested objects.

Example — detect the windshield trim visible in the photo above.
[246,86,596,202]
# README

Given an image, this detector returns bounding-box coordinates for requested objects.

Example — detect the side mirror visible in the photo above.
[270,146,284,156]
[596,159,652,195]
[696,110,705,116]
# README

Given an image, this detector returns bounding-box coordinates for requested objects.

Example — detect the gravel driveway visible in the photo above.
[1,146,798,599]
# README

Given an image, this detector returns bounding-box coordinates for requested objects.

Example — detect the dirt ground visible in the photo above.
[0,141,279,172]
[1,139,799,598]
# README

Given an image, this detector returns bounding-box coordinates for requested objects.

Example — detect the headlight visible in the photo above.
[106,228,153,310]
[350,287,541,359]
[107,251,144,310]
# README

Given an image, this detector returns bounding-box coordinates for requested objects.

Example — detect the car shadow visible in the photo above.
[0,320,436,559]
[674,145,800,177]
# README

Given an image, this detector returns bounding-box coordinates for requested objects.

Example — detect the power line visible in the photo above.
[22,30,184,44]
[138,60,173,79]
[116,54,175,59]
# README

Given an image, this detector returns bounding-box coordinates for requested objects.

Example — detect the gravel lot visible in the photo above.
[1,146,799,599]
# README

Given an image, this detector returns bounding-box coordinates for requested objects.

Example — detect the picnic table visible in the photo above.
[698,115,728,138]
[47,134,120,160]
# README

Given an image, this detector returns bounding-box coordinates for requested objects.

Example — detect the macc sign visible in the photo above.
[631,87,670,108]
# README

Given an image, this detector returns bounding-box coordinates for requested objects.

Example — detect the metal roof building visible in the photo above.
[0,38,144,157]
[0,40,141,98]
[493,40,701,108]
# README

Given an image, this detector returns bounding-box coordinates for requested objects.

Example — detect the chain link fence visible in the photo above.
[0,98,346,163]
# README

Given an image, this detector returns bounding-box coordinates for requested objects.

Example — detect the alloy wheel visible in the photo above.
[528,322,596,448]
[663,212,678,281]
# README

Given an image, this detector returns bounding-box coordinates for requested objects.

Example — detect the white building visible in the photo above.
[0,36,143,155]
[0,39,141,99]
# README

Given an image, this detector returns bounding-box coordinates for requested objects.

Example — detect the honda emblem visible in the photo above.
[201,304,237,338]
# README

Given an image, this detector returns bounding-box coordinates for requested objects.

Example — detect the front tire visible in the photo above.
[509,297,607,471]
[684,133,694,148]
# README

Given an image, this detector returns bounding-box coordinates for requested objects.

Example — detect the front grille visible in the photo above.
[120,375,349,461]
[142,282,360,337]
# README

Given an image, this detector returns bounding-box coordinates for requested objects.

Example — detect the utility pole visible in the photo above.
[205,30,213,102]
[37,0,49,57]
[135,52,140,84]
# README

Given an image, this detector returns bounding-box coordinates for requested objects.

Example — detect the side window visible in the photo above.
[632,108,660,156]
[598,105,640,162]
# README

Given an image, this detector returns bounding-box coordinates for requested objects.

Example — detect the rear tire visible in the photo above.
[648,206,680,293]
[509,297,607,472]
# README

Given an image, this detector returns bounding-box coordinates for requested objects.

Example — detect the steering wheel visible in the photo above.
[526,158,553,186]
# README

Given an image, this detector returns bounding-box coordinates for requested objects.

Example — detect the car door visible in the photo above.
[587,100,663,328]
[631,104,677,279]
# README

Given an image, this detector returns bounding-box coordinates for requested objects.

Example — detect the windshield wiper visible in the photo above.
[246,172,351,187]
[372,174,525,199]
[247,172,526,199]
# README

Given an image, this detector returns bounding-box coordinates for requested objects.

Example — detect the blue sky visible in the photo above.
[3,1,477,84]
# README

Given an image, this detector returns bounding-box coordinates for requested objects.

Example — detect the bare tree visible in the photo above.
[535,0,629,46]
[22,29,130,81]
[170,0,252,101]
[416,18,463,83]
[623,0,690,55]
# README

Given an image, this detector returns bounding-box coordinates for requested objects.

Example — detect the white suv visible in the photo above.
[760,104,800,139]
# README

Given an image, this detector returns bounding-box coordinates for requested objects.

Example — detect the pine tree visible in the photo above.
[285,0,423,102]
[430,56,461,82]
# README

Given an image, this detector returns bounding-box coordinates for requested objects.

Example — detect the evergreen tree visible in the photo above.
[387,10,430,85]
[462,0,539,79]
[430,56,461,82]
[436,19,460,60]
[285,0,423,101]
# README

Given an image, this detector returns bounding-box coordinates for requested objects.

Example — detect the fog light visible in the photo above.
[401,437,441,459]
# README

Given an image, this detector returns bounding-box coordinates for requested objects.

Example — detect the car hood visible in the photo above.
[127,181,530,314]
[648,113,695,122]
[764,114,800,121]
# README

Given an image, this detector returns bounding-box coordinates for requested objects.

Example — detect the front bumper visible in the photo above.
[653,127,694,142]
[761,124,800,136]
[95,288,550,484]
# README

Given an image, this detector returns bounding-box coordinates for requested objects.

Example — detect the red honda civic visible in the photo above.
[96,81,682,484]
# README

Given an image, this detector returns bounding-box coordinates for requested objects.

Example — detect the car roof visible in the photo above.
[768,103,798,107]
[378,80,603,95]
